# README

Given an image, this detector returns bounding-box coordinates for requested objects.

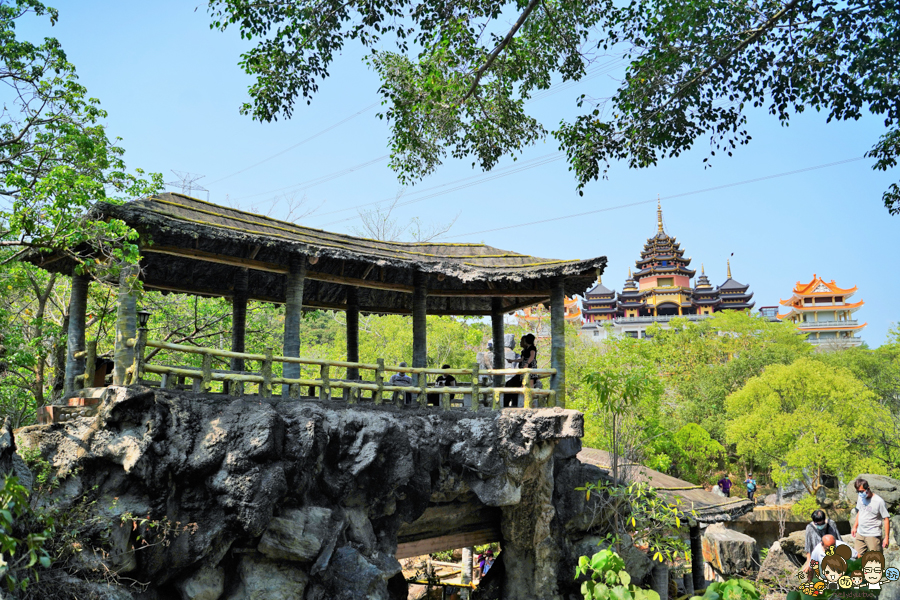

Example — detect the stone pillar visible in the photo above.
[412,271,427,368]
[282,255,306,396]
[231,269,249,373]
[461,547,473,600]
[549,279,567,407]
[113,266,137,386]
[346,286,359,381]
[690,524,704,591]
[64,271,90,393]
[491,298,505,389]
[501,442,561,600]
[683,572,694,596]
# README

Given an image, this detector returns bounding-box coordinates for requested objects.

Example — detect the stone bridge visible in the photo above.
[17,386,616,600]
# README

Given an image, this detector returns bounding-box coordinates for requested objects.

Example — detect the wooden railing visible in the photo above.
[73,337,559,410]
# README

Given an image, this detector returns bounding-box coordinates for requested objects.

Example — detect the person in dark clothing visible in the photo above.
[504,334,536,407]
[428,365,457,406]
[717,474,733,497]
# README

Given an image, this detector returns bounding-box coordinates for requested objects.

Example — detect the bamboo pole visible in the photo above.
[470,363,480,411]
[84,340,97,389]
[201,352,212,393]
[375,358,384,405]
[417,372,428,408]
[319,364,331,402]
[261,348,273,398]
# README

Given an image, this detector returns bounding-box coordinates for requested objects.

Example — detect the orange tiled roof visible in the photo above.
[792,275,858,296]
[777,299,864,314]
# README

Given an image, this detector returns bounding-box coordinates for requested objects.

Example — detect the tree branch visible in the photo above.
[459,0,542,105]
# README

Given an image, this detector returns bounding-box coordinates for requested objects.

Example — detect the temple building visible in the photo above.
[581,203,755,340]
[777,275,865,347]
[517,297,582,338]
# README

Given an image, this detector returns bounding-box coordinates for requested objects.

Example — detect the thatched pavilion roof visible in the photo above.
[31,193,607,315]
[577,448,754,524]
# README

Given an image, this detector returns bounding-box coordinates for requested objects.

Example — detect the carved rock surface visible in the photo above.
[176,565,225,600]
[17,386,587,600]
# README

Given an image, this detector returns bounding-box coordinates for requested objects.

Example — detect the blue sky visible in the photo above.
[18,1,899,345]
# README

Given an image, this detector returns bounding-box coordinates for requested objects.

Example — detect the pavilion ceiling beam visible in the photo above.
[141,245,553,297]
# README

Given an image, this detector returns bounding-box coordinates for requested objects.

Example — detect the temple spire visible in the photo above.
[727,260,732,278]
[701,263,705,275]
[657,198,664,233]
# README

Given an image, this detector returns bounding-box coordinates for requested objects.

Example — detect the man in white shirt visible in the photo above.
[805,534,858,574]
[851,477,891,553]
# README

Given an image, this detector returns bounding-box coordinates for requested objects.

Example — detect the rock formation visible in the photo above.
[701,523,760,578]
[16,385,612,600]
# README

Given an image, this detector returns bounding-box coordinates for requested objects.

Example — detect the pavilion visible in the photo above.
[32,193,607,404]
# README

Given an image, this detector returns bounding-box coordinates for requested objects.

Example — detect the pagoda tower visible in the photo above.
[777,275,865,347]
[580,202,757,341]
[630,202,696,317]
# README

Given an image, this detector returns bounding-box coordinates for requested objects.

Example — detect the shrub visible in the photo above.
[575,549,661,600]
[0,476,54,593]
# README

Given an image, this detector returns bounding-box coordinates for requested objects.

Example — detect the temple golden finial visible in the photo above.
[657,197,664,233]
[628,268,633,278]
[701,263,705,275]
[727,259,732,278]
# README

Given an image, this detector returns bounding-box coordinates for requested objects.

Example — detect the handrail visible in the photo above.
[131,338,560,410]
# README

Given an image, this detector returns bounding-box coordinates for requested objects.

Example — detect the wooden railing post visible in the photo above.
[261,348,273,398]
[375,358,384,405]
[492,388,501,411]
[470,363,480,411]
[524,375,534,409]
[319,364,331,402]
[289,383,301,399]
[84,341,97,390]
[441,389,450,411]
[417,372,428,408]
[201,352,212,393]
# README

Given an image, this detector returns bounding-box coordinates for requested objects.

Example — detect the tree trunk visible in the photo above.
[231,269,249,373]
[549,278,566,407]
[282,255,306,396]
[412,271,427,368]
[113,267,137,386]
[690,524,704,591]
[64,272,90,393]
[346,286,359,381]
[491,298,505,390]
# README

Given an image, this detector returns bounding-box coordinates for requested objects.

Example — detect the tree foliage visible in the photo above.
[1,0,161,273]
[208,0,899,213]
[725,357,891,494]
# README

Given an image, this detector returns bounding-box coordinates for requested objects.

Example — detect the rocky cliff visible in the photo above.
[16,385,611,600]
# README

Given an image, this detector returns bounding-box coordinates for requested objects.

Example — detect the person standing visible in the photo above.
[851,477,891,553]
[504,334,536,408]
[717,474,733,497]
[744,473,757,501]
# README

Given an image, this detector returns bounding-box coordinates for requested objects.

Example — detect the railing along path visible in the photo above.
[74,337,558,410]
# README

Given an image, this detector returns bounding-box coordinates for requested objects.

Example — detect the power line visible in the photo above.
[443,156,868,239]
[223,60,627,209]
[322,152,566,226]
[229,155,390,201]
[207,102,379,185]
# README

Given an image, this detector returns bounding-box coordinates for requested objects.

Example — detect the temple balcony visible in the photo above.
[613,314,709,324]
[797,320,859,329]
